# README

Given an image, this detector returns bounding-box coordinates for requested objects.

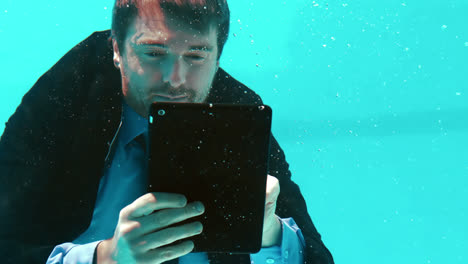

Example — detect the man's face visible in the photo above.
[113,13,220,118]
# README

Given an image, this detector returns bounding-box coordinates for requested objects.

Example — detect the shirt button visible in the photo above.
[266,258,275,264]
[284,250,289,258]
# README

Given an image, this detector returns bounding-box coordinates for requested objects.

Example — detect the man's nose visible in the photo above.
[163,56,186,89]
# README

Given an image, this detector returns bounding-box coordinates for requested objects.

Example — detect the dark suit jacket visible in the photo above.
[0,30,334,264]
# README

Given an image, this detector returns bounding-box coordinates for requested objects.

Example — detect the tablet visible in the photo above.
[147,102,272,253]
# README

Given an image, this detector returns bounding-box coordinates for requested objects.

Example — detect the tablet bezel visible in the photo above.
[147,102,272,253]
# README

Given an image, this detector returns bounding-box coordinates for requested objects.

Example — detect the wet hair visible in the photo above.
[111,0,230,59]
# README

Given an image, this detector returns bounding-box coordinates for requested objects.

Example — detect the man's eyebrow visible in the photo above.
[133,41,167,48]
[133,33,165,47]
[133,41,213,52]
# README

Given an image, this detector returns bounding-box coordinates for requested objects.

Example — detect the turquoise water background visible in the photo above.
[1,0,468,263]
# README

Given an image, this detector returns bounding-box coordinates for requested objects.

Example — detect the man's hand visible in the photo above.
[96,193,205,264]
[261,175,282,247]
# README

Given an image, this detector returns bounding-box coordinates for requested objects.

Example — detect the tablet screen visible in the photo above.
[148,103,272,253]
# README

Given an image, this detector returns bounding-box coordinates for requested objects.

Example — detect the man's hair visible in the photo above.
[111,0,230,60]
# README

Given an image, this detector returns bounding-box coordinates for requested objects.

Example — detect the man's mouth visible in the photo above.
[151,93,189,101]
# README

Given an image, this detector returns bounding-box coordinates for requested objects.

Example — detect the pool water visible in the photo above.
[1,0,467,263]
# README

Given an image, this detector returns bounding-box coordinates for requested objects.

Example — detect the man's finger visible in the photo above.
[124,192,188,219]
[265,175,280,204]
[132,201,205,237]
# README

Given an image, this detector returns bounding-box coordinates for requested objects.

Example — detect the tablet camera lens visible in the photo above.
[158,110,166,116]
[258,105,265,110]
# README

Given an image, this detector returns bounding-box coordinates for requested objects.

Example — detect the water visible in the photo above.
[1,0,468,263]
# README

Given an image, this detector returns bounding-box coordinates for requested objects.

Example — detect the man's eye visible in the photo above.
[145,51,166,57]
[186,54,206,61]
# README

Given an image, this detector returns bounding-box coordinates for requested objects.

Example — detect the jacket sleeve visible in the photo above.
[236,85,334,263]
[268,134,335,264]
[0,70,72,263]
[212,73,335,264]
[0,31,109,264]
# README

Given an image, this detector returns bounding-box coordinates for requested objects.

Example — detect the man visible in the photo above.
[0,0,334,263]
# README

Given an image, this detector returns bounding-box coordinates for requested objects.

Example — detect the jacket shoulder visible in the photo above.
[209,68,264,105]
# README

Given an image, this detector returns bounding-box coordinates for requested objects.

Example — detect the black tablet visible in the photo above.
[147,102,272,253]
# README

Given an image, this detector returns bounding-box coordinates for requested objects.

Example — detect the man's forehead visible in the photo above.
[128,15,217,43]
[136,10,213,30]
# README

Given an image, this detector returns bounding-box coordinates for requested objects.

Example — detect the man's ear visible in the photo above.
[112,38,122,69]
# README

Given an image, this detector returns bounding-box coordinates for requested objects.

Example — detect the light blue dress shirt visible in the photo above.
[46,102,305,264]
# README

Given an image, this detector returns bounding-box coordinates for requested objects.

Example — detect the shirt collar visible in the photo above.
[120,101,148,147]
